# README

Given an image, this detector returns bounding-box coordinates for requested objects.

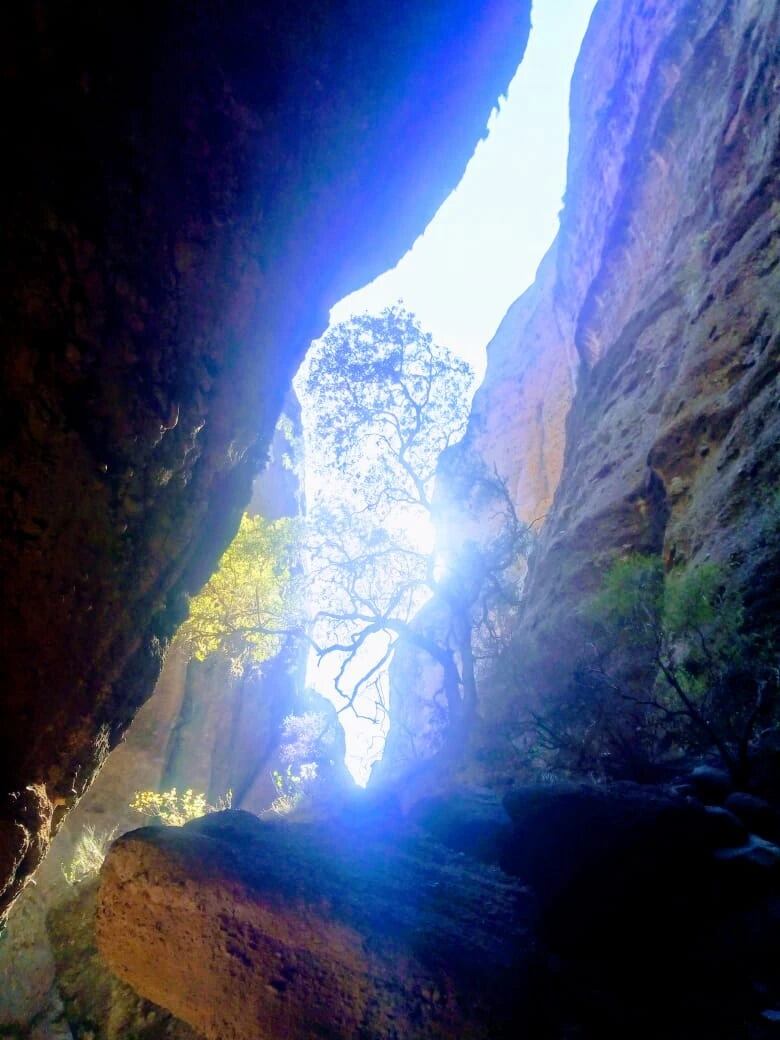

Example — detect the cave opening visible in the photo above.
[4,0,780,1036]
[294,0,596,784]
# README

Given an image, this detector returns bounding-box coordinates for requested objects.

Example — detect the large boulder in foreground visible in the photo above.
[501,782,730,938]
[96,810,537,1040]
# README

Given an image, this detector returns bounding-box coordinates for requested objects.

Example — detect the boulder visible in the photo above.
[500,783,720,946]
[702,804,749,848]
[715,836,780,877]
[690,765,733,805]
[725,793,780,846]
[97,810,538,1039]
[408,787,513,867]
[500,783,780,1035]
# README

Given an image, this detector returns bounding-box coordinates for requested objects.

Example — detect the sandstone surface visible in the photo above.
[520,0,780,697]
[384,0,780,780]
[96,810,535,1040]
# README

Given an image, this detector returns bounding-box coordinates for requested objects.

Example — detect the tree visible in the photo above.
[531,555,779,781]
[179,512,297,669]
[300,305,530,757]
[176,306,530,765]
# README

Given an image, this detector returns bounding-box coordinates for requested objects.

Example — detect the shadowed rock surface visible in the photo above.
[0,0,532,917]
[94,784,780,1039]
[418,782,780,1037]
[96,810,537,1040]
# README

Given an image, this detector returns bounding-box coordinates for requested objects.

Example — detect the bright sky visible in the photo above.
[298,0,597,784]
[330,0,598,382]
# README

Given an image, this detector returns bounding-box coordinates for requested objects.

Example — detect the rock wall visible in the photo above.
[455,246,578,530]
[521,0,780,699]
[383,0,780,782]
[0,401,342,1036]
[0,0,532,917]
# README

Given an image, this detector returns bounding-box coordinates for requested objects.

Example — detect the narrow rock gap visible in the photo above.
[2,1,780,1038]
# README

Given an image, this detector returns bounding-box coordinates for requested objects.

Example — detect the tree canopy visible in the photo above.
[304,305,473,518]
[177,305,530,768]
[301,305,529,756]
[180,513,296,668]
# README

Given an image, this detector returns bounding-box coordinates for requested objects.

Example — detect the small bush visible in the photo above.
[528,556,778,782]
[130,787,232,827]
[265,763,318,817]
[62,825,117,885]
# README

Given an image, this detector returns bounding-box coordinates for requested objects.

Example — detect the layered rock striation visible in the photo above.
[384,0,780,779]
[0,0,532,916]
[519,0,780,694]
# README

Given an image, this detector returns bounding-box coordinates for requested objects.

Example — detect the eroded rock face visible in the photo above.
[96,810,536,1040]
[0,0,532,917]
[384,0,780,779]
[519,0,780,696]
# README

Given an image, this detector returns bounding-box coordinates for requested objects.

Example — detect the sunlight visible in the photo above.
[330,0,598,374]
[296,0,597,784]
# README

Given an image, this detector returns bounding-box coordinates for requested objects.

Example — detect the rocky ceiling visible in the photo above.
[0,0,531,919]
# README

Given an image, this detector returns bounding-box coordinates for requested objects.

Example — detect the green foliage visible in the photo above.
[264,712,330,816]
[303,304,473,518]
[180,513,296,668]
[588,554,665,640]
[267,764,318,817]
[574,555,776,778]
[589,555,747,703]
[62,825,117,885]
[664,564,745,689]
[130,787,232,827]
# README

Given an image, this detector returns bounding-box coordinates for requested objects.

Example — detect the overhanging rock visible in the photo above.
[0,0,531,918]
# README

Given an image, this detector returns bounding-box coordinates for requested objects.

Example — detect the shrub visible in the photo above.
[130,787,232,827]
[62,825,117,885]
[529,556,778,782]
[265,763,318,817]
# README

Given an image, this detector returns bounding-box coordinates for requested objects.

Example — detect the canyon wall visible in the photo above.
[0,0,532,917]
[384,0,780,782]
[0,405,334,1038]
[520,0,780,702]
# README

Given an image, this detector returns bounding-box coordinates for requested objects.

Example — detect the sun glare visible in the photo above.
[297,0,597,784]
